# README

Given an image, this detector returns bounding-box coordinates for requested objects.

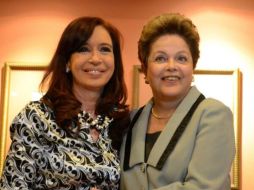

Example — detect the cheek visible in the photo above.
[106,56,115,67]
[104,62,115,82]
[109,60,115,73]
[111,59,115,69]
[109,65,115,78]
[69,55,83,70]
[184,69,194,84]
[147,65,160,81]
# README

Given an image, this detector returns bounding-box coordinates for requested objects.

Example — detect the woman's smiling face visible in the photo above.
[69,25,115,93]
[146,34,194,101]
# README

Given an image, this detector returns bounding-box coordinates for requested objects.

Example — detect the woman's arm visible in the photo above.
[155,100,236,190]
[0,106,38,189]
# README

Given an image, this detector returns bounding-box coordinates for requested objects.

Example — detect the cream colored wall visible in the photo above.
[0,0,254,189]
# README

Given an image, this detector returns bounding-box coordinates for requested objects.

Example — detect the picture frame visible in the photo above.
[0,62,47,175]
[132,65,242,190]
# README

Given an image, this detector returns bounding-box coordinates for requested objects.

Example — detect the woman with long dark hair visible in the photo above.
[0,16,129,190]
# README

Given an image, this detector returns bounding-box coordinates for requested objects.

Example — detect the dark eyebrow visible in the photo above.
[177,50,191,55]
[154,51,167,55]
[100,43,113,48]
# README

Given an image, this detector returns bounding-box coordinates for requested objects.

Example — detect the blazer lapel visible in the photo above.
[147,86,202,168]
[128,102,153,168]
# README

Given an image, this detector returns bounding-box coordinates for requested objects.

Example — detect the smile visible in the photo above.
[84,69,105,74]
[162,76,180,81]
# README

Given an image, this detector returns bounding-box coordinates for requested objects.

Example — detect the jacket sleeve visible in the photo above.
[0,106,38,189]
[155,100,236,190]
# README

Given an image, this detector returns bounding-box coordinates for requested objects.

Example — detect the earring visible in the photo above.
[144,76,149,84]
[192,76,195,82]
[66,65,70,73]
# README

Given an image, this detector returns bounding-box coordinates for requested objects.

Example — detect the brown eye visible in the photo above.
[177,55,188,63]
[155,55,167,63]
[77,46,90,53]
[100,46,112,53]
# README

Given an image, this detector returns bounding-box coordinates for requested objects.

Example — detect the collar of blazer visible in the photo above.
[123,86,205,171]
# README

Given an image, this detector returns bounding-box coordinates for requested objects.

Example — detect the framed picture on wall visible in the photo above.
[132,65,242,190]
[0,62,47,175]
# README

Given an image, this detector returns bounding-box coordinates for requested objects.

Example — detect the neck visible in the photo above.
[72,85,100,115]
[151,108,171,120]
[151,99,180,120]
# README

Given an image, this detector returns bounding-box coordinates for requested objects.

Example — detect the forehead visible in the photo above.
[87,25,112,45]
[150,34,190,53]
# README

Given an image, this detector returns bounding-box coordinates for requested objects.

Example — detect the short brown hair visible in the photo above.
[138,13,200,73]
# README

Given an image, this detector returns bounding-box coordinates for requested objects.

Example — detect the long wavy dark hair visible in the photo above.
[40,16,129,151]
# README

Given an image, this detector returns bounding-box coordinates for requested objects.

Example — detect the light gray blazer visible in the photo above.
[120,86,235,190]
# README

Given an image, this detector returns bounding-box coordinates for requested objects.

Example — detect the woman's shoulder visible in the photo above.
[197,97,233,117]
[10,100,56,136]
[130,106,145,119]
[23,100,53,113]
[13,100,54,124]
[201,97,231,109]
[190,86,231,112]
[130,109,139,117]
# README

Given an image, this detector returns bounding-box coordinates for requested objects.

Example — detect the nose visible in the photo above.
[89,50,102,64]
[167,58,177,70]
